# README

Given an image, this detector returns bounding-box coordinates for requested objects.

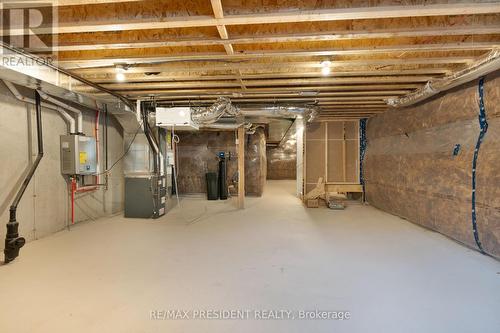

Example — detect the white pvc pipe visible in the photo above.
[3,80,76,133]
[38,90,84,133]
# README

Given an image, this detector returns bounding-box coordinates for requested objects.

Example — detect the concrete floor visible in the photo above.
[1,180,499,333]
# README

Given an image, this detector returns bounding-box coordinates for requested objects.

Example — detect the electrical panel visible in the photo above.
[155,107,199,131]
[60,135,97,175]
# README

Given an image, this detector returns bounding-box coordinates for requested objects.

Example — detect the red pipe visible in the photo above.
[71,178,76,225]
[94,108,100,184]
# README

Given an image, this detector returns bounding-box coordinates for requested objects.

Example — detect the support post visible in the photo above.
[237,126,245,209]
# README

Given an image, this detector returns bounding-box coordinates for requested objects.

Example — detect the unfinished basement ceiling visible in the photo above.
[14,0,500,120]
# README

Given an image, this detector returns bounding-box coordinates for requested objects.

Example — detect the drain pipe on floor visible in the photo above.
[4,91,44,264]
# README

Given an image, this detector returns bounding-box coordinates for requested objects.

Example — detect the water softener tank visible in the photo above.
[218,151,228,200]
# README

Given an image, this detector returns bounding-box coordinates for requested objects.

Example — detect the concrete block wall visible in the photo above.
[0,82,125,245]
[364,71,500,258]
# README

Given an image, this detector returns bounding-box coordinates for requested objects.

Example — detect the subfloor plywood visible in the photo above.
[0,181,499,333]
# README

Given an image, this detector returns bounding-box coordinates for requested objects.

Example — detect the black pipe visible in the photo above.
[141,102,159,173]
[104,104,108,171]
[4,90,44,264]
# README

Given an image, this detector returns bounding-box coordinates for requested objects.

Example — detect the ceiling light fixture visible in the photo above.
[115,64,128,82]
[116,72,126,82]
[321,60,332,76]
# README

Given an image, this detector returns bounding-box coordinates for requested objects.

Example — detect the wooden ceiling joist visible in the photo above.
[56,42,499,64]
[97,76,433,90]
[60,55,477,70]
[4,3,499,35]
[7,1,495,118]
[35,25,500,52]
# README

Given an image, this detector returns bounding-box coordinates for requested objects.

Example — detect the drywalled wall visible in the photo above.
[0,82,124,247]
[177,129,266,196]
[365,71,500,258]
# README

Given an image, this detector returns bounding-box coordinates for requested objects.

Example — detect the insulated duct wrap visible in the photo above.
[245,127,267,196]
[240,105,319,122]
[387,48,500,107]
[191,97,240,125]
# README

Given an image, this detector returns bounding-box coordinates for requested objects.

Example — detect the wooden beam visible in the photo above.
[210,0,225,19]
[5,3,500,35]
[210,0,245,90]
[41,25,500,52]
[237,126,245,209]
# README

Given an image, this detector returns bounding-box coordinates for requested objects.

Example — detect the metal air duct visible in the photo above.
[387,48,500,108]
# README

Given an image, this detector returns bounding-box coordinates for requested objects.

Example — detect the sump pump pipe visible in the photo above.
[38,90,84,134]
[3,80,76,134]
[4,91,44,264]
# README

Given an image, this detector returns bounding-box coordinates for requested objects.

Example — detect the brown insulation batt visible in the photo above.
[364,70,500,259]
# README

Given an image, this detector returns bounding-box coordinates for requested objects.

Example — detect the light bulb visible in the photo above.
[321,66,331,76]
[116,72,126,82]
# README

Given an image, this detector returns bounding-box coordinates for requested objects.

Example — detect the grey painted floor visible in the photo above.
[1,180,499,333]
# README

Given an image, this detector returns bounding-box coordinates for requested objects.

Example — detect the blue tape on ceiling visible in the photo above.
[359,118,367,201]
[471,77,488,253]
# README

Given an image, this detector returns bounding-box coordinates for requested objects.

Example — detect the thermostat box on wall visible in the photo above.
[60,134,97,175]
[155,107,199,131]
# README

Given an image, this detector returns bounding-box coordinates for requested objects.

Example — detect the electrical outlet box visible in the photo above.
[166,151,175,166]
[60,135,97,175]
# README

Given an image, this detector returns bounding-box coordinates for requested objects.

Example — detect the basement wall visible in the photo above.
[267,130,297,180]
[365,71,500,258]
[0,82,125,246]
[176,129,266,196]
